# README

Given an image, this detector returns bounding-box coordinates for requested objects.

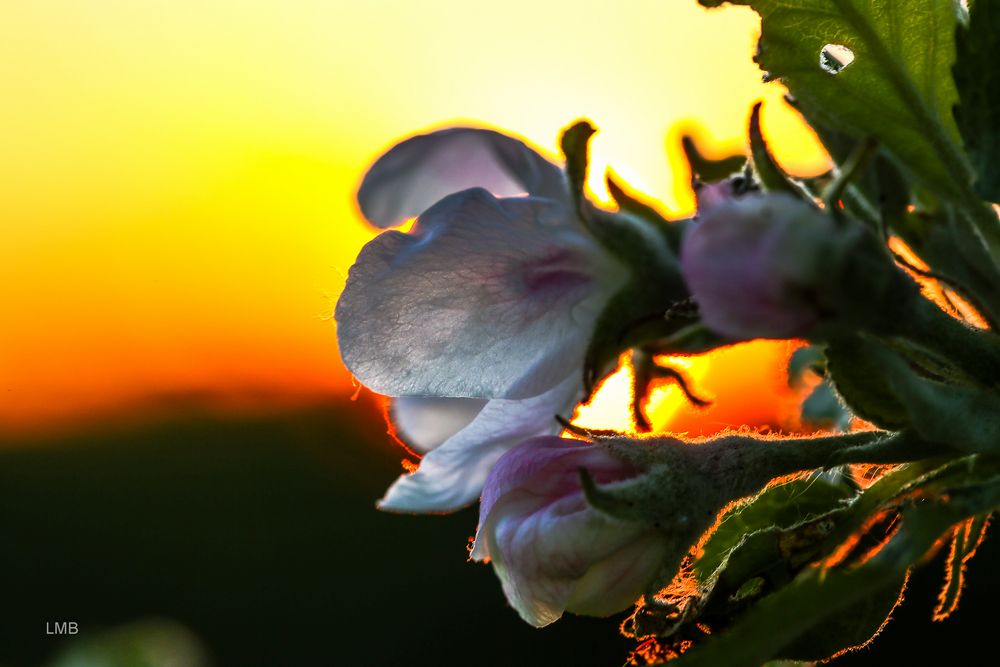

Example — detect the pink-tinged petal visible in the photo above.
[565,533,669,617]
[378,376,582,513]
[694,180,738,211]
[391,396,487,454]
[474,437,635,538]
[472,437,664,627]
[681,193,829,340]
[357,127,566,228]
[336,188,626,400]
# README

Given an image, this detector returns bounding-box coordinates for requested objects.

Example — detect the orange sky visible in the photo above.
[0,1,829,434]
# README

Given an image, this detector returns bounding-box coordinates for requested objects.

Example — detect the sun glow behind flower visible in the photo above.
[573,341,806,437]
[0,0,828,434]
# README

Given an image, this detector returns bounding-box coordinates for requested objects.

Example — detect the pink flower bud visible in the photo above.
[680,193,836,339]
[694,179,739,211]
[682,193,915,341]
[471,437,668,627]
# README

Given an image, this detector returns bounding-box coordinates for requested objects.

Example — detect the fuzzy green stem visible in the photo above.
[702,431,955,501]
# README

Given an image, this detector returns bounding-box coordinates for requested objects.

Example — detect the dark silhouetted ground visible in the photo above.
[0,402,995,665]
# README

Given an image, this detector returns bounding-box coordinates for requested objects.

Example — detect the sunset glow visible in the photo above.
[1,1,829,434]
[573,340,807,438]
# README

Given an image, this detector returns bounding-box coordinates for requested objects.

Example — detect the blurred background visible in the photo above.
[1,1,994,665]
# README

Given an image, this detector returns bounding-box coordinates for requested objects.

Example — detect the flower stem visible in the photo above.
[701,431,956,501]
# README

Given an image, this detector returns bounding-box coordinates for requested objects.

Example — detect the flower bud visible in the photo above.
[694,178,740,211]
[681,193,916,340]
[471,437,669,627]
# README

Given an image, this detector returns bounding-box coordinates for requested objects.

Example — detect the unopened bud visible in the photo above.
[681,194,916,341]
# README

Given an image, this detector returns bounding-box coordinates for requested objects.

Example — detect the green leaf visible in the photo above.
[891,208,1000,327]
[649,457,997,663]
[712,457,961,606]
[899,375,1000,454]
[699,458,950,605]
[864,339,1000,454]
[814,457,953,555]
[670,475,1000,667]
[779,574,905,662]
[710,514,837,602]
[934,512,991,621]
[700,0,969,200]
[48,619,209,667]
[695,478,853,584]
[954,1,1000,201]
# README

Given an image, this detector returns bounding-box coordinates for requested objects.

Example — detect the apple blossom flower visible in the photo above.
[338,188,626,399]
[471,436,668,627]
[681,193,915,342]
[338,128,630,512]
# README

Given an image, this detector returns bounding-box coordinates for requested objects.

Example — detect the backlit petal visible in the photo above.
[357,127,566,228]
[337,188,626,400]
[377,376,582,513]
[471,437,663,627]
[391,396,487,454]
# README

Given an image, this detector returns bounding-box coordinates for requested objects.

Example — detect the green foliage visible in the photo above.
[347,1,1000,663]
[699,0,969,199]
[581,2,1000,662]
[876,345,1000,454]
[578,1,1000,662]
[580,217,698,392]
[695,478,853,584]
[631,460,961,662]
[670,466,1000,666]
[779,577,905,662]
[934,512,991,621]
[954,1,1000,201]
[48,620,210,667]
[825,336,910,430]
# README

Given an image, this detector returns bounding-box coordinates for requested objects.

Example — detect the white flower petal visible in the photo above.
[357,127,566,228]
[565,533,669,617]
[377,374,581,513]
[471,437,664,627]
[391,396,487,454]
[337,188,626,400]
[489,500,652,627]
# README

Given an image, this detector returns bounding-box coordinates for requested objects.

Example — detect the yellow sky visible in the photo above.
[0,0,827,432]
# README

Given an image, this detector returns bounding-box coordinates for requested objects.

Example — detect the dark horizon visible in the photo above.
[3,402,996,666]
